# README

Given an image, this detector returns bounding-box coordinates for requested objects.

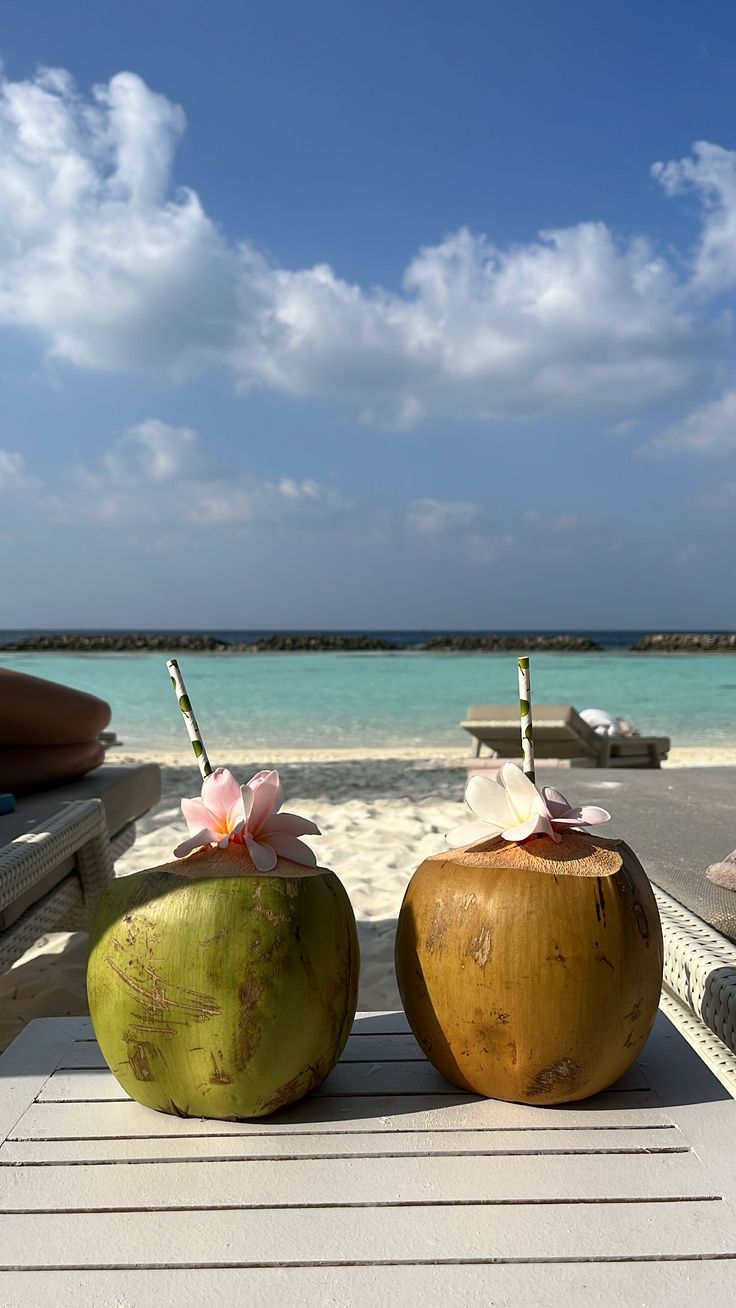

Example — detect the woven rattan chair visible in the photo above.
[0,800,121,970]
[655,884,736,1092]
[0,763,160,970]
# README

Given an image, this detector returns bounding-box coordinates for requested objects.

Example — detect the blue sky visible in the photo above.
[2,0,736,628]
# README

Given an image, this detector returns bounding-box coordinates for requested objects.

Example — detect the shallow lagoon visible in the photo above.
[2,649,733,752]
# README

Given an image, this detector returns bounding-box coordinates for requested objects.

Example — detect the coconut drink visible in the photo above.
[87,663,359,1119]
[394,659,663,1105]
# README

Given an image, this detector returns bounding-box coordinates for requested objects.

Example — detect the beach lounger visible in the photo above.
[533,764,736,1077]
[461,704,670,767]
[0,764,160,970]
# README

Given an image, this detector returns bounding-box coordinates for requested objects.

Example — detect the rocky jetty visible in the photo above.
[0,633,232,653]
[1,632,400,653]
[631,633,736,652]
[231,634,399,652]
[420,634,602,652]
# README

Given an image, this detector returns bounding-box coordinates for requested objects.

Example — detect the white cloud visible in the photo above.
[405,497,515,568]
[5,419,730,628]
[0,64,730,425]
[652,141,736,291]
[0,449,36,488]
[0,67,237,373]
[1,420,352,535]
[230,223,705,422]
[407,497,484,534]
[459,530,515,563]
[646,388,736,455]
[106,419,200,482]
[697,480,736,509]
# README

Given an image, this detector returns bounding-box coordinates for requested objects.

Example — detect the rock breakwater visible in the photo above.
[420,634,602,652]
[631,633,736,652]
[0,632,400,653]
[0,633,231,652]
[234,634,399,652]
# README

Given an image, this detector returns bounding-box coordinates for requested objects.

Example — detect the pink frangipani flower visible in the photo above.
[446,762,611,847]
[173,767,320,871]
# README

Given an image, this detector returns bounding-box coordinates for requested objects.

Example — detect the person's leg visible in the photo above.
[0,740,106,794]
[0,669,111,745]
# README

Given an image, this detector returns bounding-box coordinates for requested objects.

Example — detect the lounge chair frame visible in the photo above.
[0,800,131,970]
[461,704,670,767]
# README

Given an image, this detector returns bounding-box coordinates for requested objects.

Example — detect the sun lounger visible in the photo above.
[0,764,160,969]
[534,764,736,1074]
[461,704,670,767]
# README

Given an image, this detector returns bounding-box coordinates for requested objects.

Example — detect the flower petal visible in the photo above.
[226,796,247,831]
[465,775,514,826]
[173,827,216,858]
[551,805,611,828]
[181,797,212,835]
[246,770,284,831]
[540,786,573,818]
[446,819,500,847]
[201,768,243,821]
[267,832,318,866]
[502,763,547,823]
[240,785,254,823]
[502,812,556,842]
[260,812,321,837]
[576,804,611,826]
[246,835,278,871]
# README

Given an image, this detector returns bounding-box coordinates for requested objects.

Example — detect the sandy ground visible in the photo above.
[2,743,736,1053]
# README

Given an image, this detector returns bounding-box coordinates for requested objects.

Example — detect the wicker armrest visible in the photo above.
[654,883,736,1094]
[0,800,114,951]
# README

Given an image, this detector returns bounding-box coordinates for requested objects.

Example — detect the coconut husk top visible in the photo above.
[165,842,328,880]
[445,830,623,878]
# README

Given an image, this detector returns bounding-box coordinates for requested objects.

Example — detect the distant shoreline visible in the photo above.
[2,631,736,653]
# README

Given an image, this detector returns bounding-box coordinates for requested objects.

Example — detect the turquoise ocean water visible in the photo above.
[2,649,734,752]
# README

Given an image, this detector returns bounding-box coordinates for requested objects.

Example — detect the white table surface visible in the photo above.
[1,1009,736,1307]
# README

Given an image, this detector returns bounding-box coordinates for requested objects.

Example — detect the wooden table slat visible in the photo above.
[2,1260,734,1308]
[36,1058,650,1103]
[0,1124,684,1165]
[3,1199,734,1269]
[9,1090,671,1141]
[59,1031,428,1069]
[1,1150,712,1212]
[0,1019,88,1144]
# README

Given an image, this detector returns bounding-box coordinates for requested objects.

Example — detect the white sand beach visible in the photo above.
[0,752,465,1052]
[3,743,736,1053]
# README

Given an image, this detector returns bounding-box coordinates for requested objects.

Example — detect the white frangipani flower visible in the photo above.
[447,762,611,847]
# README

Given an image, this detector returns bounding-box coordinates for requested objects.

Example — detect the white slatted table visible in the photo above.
[1,1010,736,1307]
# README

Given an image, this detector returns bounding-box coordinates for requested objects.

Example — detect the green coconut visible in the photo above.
[87,843,359,1119]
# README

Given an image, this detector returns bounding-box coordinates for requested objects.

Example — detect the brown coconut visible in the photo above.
[394,831,663,1104]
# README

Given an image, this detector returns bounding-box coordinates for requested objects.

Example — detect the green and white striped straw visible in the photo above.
[517,656,535,783]
[166,658,212,780]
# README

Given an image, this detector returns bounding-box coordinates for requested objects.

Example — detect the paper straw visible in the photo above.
[517,656,535,783]
[166,658,212,779]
